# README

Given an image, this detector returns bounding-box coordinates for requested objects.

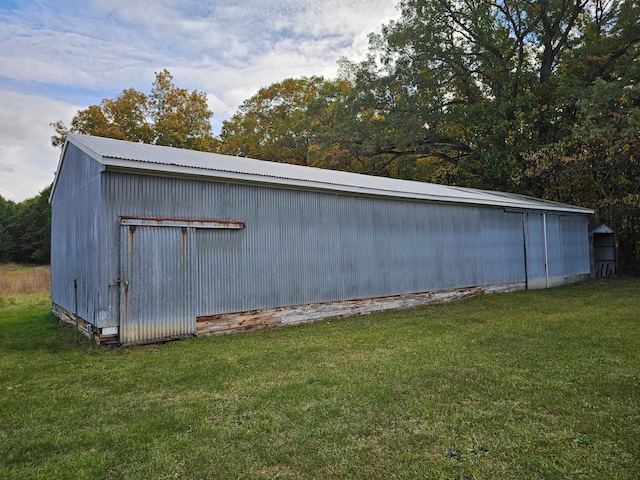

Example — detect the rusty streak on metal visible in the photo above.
[124,225,134,331]
[181,227,187,267]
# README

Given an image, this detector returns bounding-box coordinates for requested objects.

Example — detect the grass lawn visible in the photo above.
[1,278,639,479]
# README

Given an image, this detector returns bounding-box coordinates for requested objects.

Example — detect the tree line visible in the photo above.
[0,185,51,264]
[3,0,639,272]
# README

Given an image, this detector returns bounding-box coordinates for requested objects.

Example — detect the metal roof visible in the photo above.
[591,224,615,234]
[53,133,593,214]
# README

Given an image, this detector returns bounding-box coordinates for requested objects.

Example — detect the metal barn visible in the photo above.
[50,134,593,345]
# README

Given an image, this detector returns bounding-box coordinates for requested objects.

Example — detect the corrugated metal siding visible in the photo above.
[480,210,526,284]
[525,213,548,289]
[561,216,591,275]
[101,173,502,322]
[545,215,565,287]
[50,144,103,326]
[51,137,594,345]
[522,213,590,289]
[196,228,245,314]
[119,224,196,344]
[436,204,483,289]
[90,170,593,342]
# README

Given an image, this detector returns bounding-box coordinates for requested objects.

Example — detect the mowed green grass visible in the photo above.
[1,280,639,479]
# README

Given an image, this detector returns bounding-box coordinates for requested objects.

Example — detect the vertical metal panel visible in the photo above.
[525,213,548,289]
[436,204,483,289]
[480,209,526,284]
[119,225,196,344]
[50,144,103,327]
[561,216,591,275]
[545,215,565,287]
[196,227,244,315]
[524,213,582,289]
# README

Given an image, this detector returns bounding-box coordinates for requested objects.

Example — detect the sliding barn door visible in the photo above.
[119,223,195,344]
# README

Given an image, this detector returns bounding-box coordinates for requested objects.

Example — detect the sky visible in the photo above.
[0,0,400,202]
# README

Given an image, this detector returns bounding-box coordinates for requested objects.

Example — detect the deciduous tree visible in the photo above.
[52,70,217,152]
[0,195,17,263]
[0,186,51,264]
[218,77,342,167]
[341,0,639,192]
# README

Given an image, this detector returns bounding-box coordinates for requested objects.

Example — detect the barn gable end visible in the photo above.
[50,134,593,345]
[50,142,106,339]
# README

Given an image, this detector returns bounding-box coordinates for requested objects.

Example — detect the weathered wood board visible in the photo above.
[196,283,527,336]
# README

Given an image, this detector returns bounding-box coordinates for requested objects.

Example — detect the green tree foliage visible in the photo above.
[40,4,638,271]
[522,0,640,272]
[341,0,590,189]
[217,72,427,178]
[525,79,640,272]
[218,77,348,167]
[215,1,639,272]
[310,58,459,180]
[51,70,217,151]
[0,185,51,264]
[0,195,17,263]
[525,80,639,221]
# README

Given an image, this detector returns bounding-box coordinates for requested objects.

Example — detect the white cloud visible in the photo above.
[0,0,401,200]
[0,91,79,201]
[291,0,398,37]
[0,1,399,94]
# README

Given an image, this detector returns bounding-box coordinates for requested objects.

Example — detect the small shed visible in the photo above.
[590,224,616,277]
[50,134,594,345]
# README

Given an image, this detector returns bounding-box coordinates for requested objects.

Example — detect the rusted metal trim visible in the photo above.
[120,216,245,229]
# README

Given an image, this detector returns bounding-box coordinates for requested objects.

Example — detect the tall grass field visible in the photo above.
[0,263,50,296]
[1,265,638,479]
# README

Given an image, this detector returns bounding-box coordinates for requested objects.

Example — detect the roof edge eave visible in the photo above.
[102,159,594,215]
